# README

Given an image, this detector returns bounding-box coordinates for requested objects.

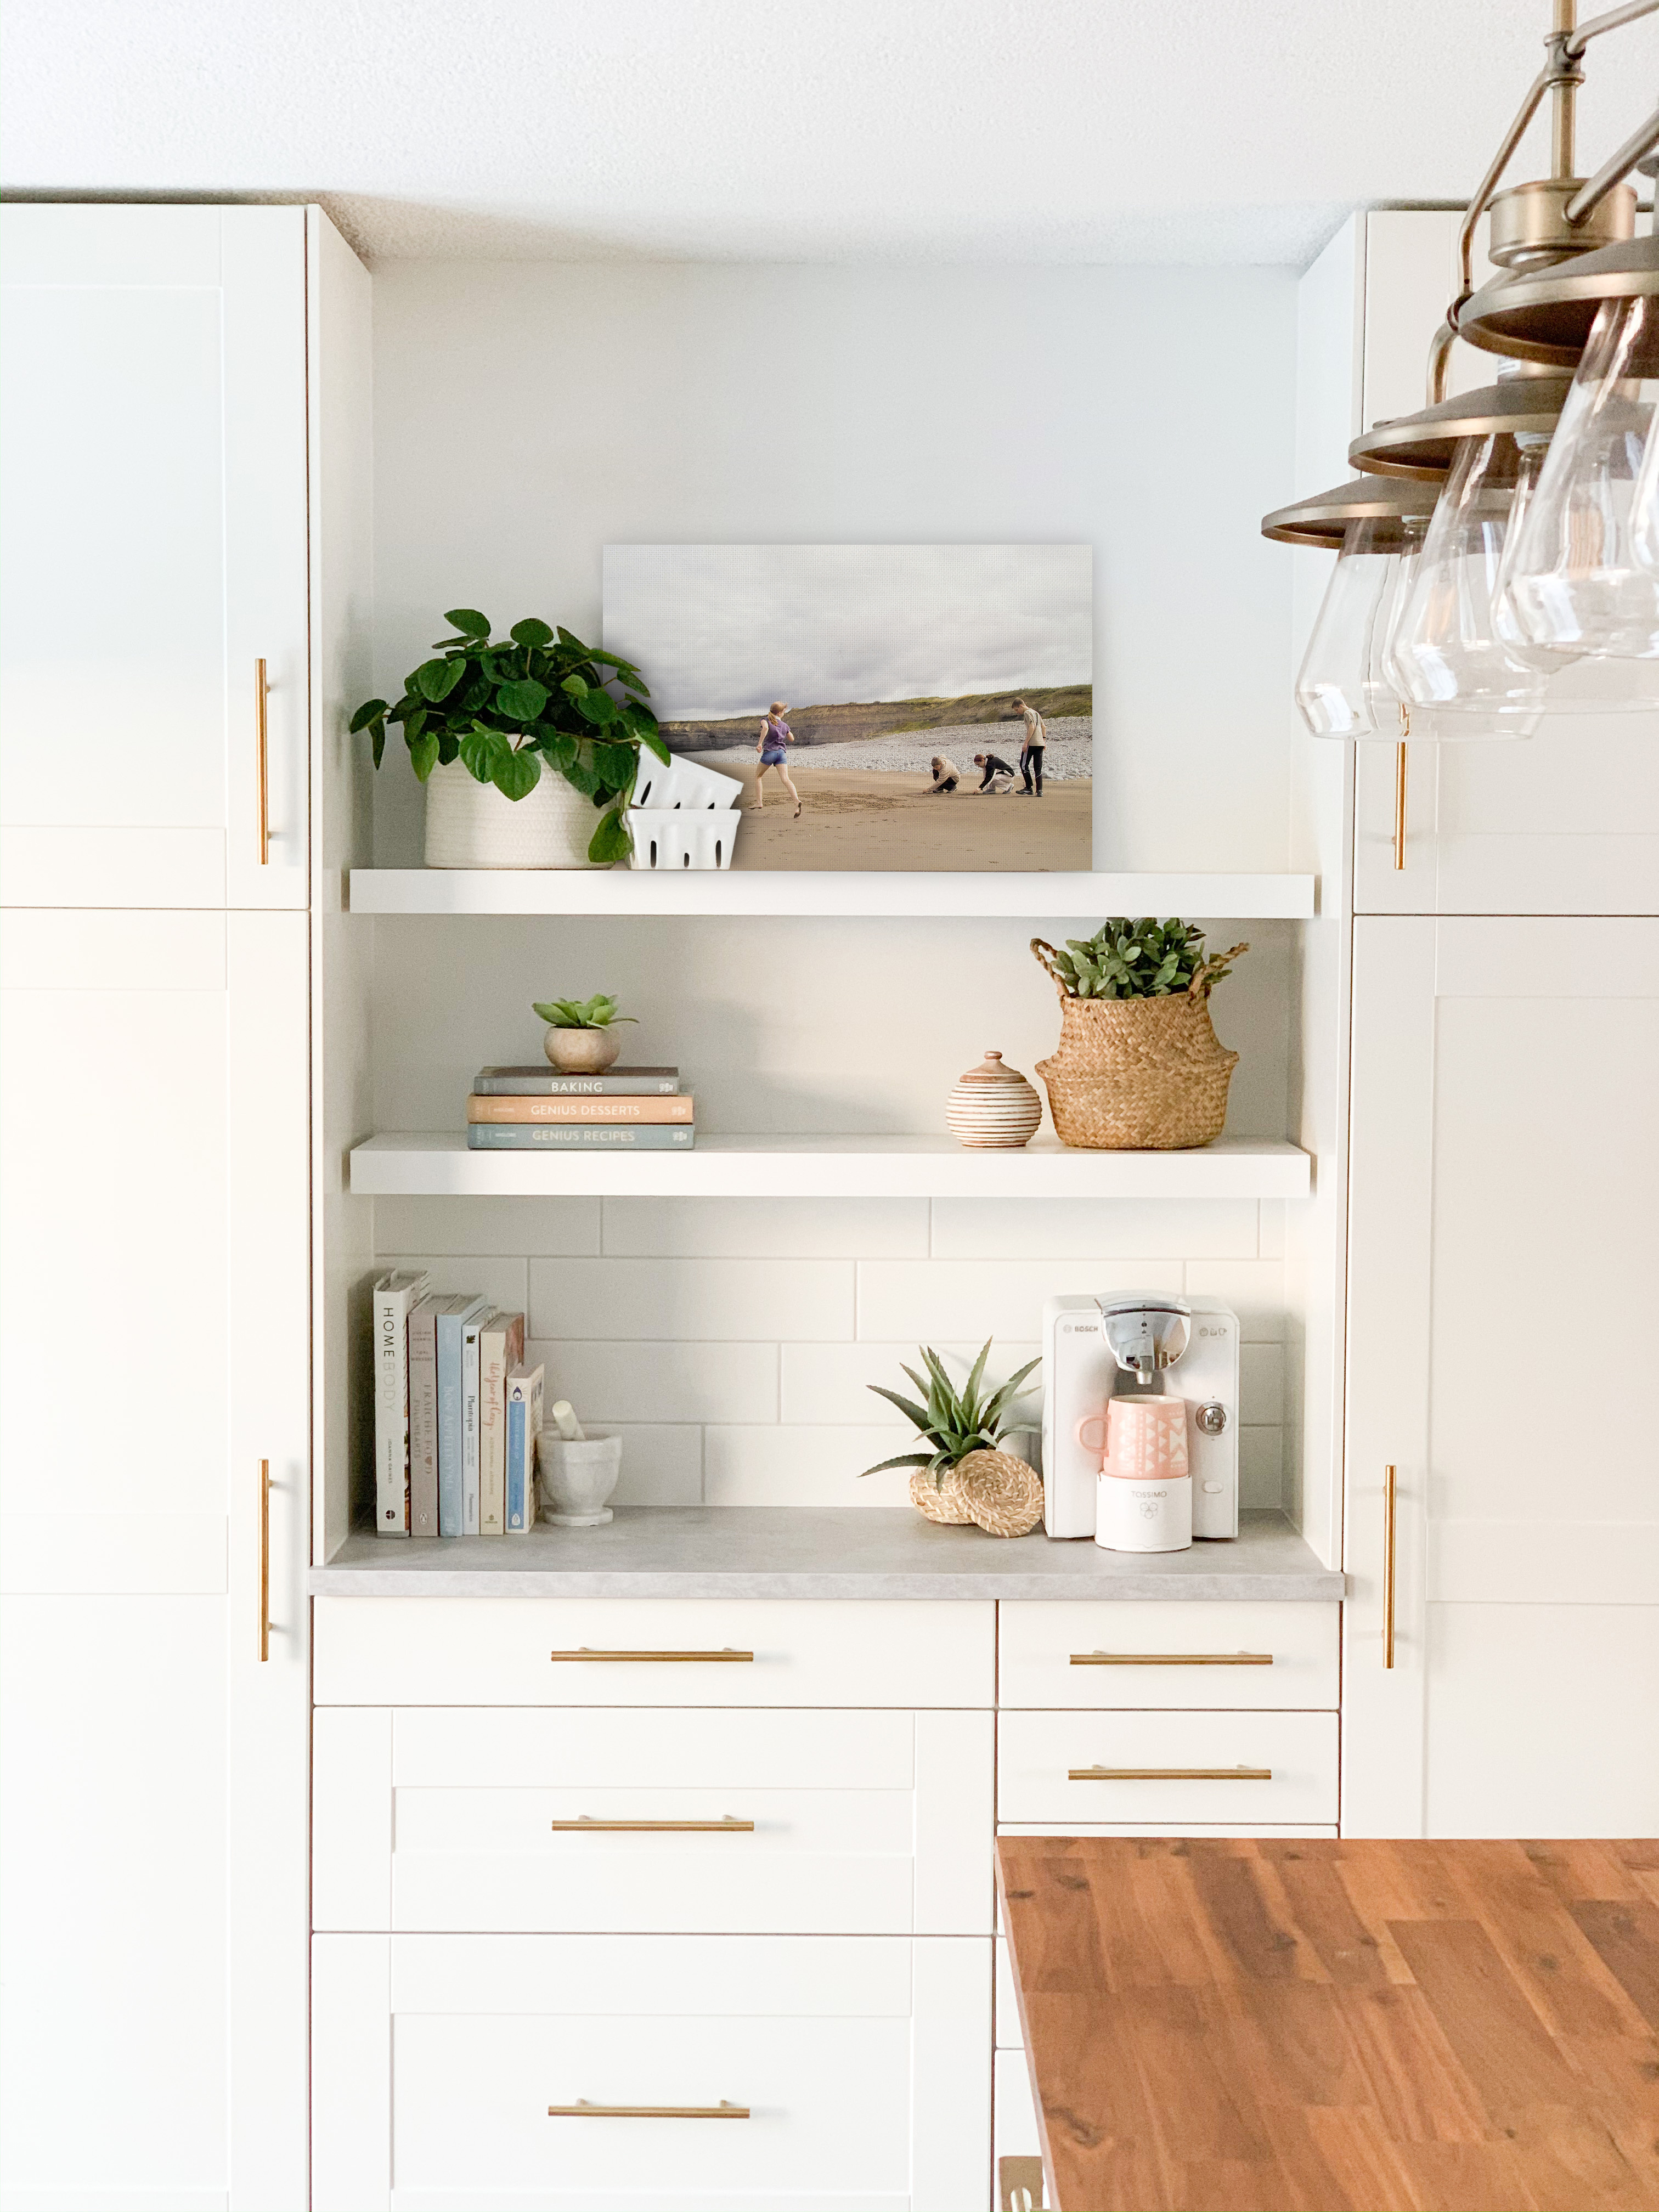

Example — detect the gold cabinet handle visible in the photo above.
[548,2100,749,2120]
[1068,1764,1272,1781]
[1383,1463,1398,1670]
[259,1458,271,1662]
[255,658,270,865]
[1393,736,1408,872]
[549,1647,754,1663]
[549,1816,754,1833]
[1069,1651,1272,1667]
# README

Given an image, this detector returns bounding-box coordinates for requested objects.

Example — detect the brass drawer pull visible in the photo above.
[1069,1651,1272,1667]
[259,1459,271,1662]
[1383,1464,1398,1670]
[549,2100,749,2120]
[1069,1764,1273,1782]
[549,1647,754,1663]
[550,1816,754,1833]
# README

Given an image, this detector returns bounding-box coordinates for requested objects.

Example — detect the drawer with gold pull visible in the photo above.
[996,1708,1338,1825]
[313,1594,994,1708]
[997,1599,1339,1712]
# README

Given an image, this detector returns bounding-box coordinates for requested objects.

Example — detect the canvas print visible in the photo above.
[602,544,1092,871]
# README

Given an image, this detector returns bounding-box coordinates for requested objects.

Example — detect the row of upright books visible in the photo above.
[374,1271,544,1537]
[465,1063,695,1149]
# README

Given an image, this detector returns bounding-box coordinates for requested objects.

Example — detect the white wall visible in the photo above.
[368,261,1298,872]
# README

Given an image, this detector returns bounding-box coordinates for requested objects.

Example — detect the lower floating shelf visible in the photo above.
[348,1132,1311,1200]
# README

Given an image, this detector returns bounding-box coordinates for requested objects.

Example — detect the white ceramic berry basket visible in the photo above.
[627,810,740,870]
[631,752,743,812]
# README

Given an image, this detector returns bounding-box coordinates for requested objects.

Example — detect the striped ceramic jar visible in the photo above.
[945,1050,1043,1148]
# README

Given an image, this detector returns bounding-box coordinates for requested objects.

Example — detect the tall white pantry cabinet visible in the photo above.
[1295,213,1659,1841]
[0,205,373,2211]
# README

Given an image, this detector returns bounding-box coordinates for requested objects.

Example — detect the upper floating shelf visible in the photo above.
[349,1132,1312,1200]
[347,869,1318,919]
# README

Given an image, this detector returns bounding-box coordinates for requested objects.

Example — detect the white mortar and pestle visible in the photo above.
[537,1399,623,1527]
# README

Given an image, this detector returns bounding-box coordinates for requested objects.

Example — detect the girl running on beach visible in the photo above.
[752,701,802,817]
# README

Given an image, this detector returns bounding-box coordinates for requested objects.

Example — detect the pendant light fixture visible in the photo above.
[1263,0,1659,743]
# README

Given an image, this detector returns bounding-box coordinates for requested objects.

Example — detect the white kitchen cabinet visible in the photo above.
[996,1599,1338,1709]
[1342,916,1659,1835]
[313,1932,992,2212]
[0,204,310,909]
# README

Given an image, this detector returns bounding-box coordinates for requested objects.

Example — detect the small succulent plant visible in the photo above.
[861,1340,1039,1486]
[1042,917,1242,1001]
[531,994,637,1031]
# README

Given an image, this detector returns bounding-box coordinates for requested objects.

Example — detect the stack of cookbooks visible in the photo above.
[465,1064,695,1150]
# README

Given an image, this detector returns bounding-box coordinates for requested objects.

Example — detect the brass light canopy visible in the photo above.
[1459,233,1659,369]
[1348,372,1573,480]
[1260,477,1441,549]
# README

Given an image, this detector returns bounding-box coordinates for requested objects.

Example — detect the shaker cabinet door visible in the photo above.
[1342,917,1659,1835]
[0,204,309,908]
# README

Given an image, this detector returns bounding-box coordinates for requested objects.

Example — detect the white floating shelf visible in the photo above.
[349,1132,1311,1200]
[347,869,1317,919]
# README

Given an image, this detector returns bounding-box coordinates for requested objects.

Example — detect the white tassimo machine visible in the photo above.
[1041,1293,1240,1539]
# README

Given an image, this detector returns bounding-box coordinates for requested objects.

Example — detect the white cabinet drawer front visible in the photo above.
[997,1709,1338,1825]
[997,1600,1339,1710]
[392,1705,913,1788]
[315,1595,994,1708]
[383,1934,992,2212]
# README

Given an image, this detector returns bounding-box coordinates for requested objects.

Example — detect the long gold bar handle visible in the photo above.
[255,658,270,865]
[1383,1463,1398,1670]
[1069,1765,1272,1782]
[1393,735,1408,872]
[259,1458,270,1662]
[548,2101,749,2120]
[550,1816,754,1833]
[1070,1651,1272,1667]
[549,1647,754,1663]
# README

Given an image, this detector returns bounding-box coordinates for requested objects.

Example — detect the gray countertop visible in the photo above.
[309,1506,1342,1601]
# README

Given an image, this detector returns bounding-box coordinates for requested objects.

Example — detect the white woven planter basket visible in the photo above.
[423,757,603,870]
[632,753,743,811]
[626,810,740,870]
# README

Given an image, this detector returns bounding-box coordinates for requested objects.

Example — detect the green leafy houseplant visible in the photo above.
[861,1340,1039,1486]
[531,994,635,1031]
[350,610,669,866]
[1042,917,1240,1001]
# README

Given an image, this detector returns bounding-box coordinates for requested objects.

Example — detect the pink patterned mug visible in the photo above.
[1075,1396,1189,1480]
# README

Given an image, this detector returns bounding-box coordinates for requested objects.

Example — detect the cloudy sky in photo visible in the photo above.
[603,543,1092,720]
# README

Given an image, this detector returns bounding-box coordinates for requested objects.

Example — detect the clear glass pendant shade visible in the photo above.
[1498,294,1659,661]
[1294,519,1395,736]
[1386,434,1545,738]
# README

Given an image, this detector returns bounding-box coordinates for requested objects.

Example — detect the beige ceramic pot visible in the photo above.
[945,1050,1043,1148]
[543,1027,623,1074]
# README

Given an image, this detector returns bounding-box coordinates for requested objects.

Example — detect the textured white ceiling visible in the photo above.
[4,0,1656,267]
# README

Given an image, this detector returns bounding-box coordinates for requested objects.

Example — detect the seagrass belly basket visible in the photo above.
[1031,936,1248,1149]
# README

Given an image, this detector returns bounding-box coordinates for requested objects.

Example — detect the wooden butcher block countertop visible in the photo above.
[996,1835,1659,2212]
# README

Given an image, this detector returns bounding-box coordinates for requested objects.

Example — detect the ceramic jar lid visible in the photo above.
[957,1049,1030,1084]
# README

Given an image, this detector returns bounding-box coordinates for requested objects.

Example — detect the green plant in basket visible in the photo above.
[350,610,669,865]
[861,1341,1043,1537]
[1043,917,1238,1001]
[531,994,636,1031]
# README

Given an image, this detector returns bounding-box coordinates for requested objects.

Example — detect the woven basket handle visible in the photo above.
[1187,942,1250,1001]
[1030,938,1072,997]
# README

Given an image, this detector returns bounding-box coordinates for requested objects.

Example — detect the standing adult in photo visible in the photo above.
[752,699,802,817]
[1012,697,1046,796]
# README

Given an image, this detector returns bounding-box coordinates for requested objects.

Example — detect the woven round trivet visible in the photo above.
[953,1448,1043,1538]
[910,1464,974,1525]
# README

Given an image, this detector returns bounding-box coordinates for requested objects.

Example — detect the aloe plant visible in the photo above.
[531,994,636,1031]
[861,1340,1040,1486]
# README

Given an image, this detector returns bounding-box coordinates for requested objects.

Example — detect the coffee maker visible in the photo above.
[1041,1293,1239,1539]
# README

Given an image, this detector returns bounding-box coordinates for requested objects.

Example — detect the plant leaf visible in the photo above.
[408,731,440,781]
[495,676,549,723]
[577,689,619,726]
[867,1382,933,1430]
[510,617,554,648]
[491,746,541,800]
[586,808,633,866]
[414,657,465,702]
[595,740,636,791]
[561,673,590,698]
[349,698,389,733]
[443,608,490,639]
[858,1453,934,1478]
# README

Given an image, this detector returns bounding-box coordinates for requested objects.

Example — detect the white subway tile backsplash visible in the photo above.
[374,1195,600,1257]
[381,1252,529,1317]
[1258,1202,1285,1260]
[855,1259,1183,1344]
[524,1339,778,1426]
[1240,1426,1285,1508]
[1239,1342,1286,1426]
[781,1340,1043,1426]
[703,1426,917,1508]
[602,1197,928,1258]
[1184,1260,1287,1337]
[597,1425,704,1508]
[529,1257,855,1342]
[928,1198,1259,1261]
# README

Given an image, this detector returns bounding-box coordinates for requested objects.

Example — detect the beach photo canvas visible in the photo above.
[602,544,1092,871]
